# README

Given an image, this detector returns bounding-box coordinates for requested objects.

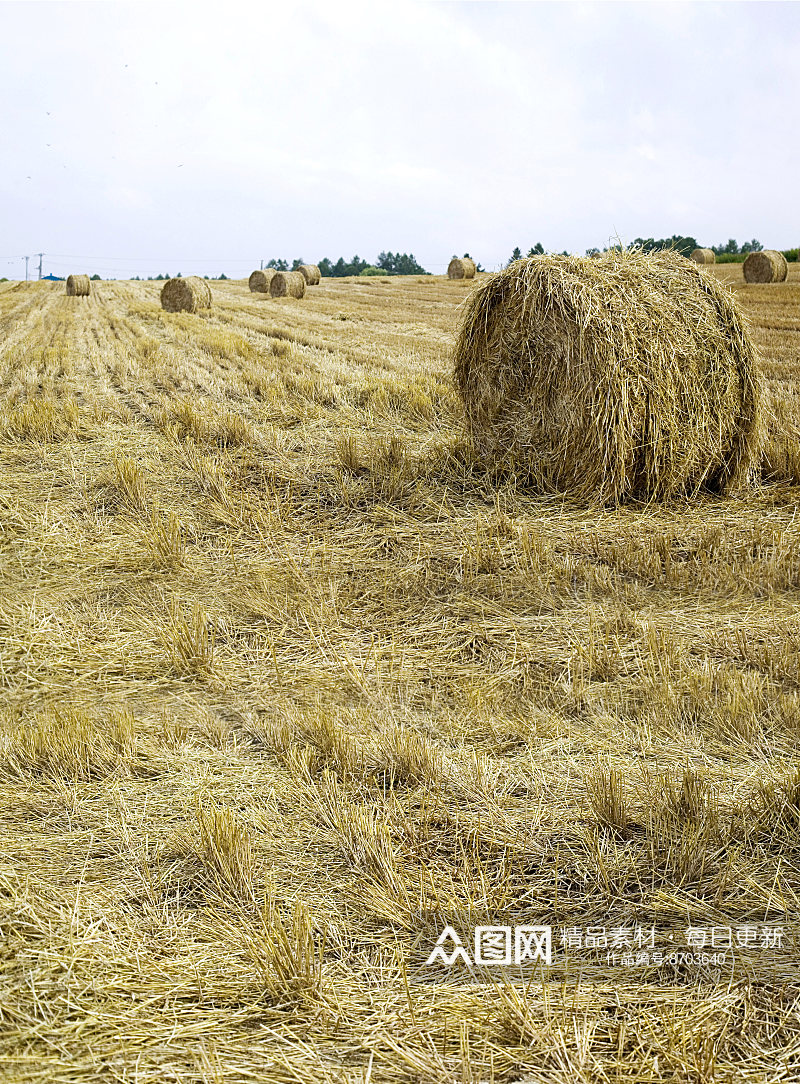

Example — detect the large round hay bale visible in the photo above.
[249,269,276,292]
[453,251,761,503]
[743,250,788,284]
[448,257,476,280]
[690,248,716,265]
[270,271,306,298]
[66,274,90,296]
[296,264,321,285]
[160,277,212,313]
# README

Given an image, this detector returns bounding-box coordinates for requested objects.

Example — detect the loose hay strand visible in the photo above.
[453,250,762,503]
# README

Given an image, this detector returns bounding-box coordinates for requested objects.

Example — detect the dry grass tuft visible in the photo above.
[453,250,762,503]
[161,598,216,676]
[1,396,81,441]
[0,706,137,780]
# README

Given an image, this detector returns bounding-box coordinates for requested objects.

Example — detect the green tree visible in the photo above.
[528,243,545,256]
[376,251,428,275]
[507,247,522,266]
[632,235,698,258]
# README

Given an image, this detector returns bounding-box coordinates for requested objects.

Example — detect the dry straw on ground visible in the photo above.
[1,271,800,1082]
[65,274,90,296]
[447,257,476,280]
[160,276,213,313]
[454,250,762,503]
[744,250,788,284]
[248,269,276,293]
[691,247,716,264]
[296,264,321,286]
[270,271,306,298]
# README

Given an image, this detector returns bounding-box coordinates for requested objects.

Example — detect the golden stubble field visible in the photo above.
[1,265,800,1082]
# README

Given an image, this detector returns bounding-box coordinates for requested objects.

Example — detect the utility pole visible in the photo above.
[37,253,43,280]
[24,256,29,281]
[260,259,263,270]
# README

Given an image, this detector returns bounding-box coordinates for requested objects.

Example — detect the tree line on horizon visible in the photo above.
[507,237,779,265]
[262,252,430,277]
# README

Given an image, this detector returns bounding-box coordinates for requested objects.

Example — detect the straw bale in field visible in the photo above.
[690,248,716,264]
[453,251,761,503]
[297,264,321,285]
[160,277,212,313]
[743,250,788,284]
[270,271,306,298]
[66,274,90,297]
[448,257,476,280]
[248,269,276,292]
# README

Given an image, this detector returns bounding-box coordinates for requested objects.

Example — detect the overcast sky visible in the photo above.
[1,0,797,279]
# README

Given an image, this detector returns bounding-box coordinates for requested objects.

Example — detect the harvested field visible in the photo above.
[2,267,800,1082]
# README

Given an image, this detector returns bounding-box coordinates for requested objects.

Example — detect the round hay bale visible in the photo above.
[160,276,212,313]
[448,257,476,280]
[296,264,321,286]
[66,274,90,297]
[249,269,276,293]
[453,250,761,503]
[690,248,716,265]
[270,271,306,299]
[743,250,788,284]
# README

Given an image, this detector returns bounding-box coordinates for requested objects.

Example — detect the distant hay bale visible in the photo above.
[453,251,761,504]
[160,276,212,313]
[66,274,90,297]
[248,269,276,293]
[448,257,476,280]
[296,264,321,285]
[270,271,306,298]
[743,250,788,284]
[690,248,716,264]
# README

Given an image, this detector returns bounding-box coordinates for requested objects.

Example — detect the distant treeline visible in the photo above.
[132,273,229,281]
[263,253,429,277]
[509,236,798,264]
